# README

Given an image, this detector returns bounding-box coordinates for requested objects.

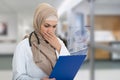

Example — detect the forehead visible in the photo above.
[44,20,58,25]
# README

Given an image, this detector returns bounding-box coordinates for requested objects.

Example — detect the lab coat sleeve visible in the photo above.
[12,43,33,80]
[56,38,70,56]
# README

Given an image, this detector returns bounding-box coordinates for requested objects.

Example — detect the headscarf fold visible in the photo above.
[29,3,58,75]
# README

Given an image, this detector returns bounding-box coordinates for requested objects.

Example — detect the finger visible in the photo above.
[43,32,51,39]
[49,78,56,80]
[45,32,56,41]
[52,78,56,80]
[48,33,57,41]
[41,77,49,80]
[44,32,53,39]
[44,34,51,41]
[44,33,54,43]
[47,31,55,37]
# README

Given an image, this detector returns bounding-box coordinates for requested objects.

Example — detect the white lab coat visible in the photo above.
[12,38,70,80]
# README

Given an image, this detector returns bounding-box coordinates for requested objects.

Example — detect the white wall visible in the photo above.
[72,0,90,26]
[17,13,34,41]
[0,12,34,54]
[0,13,18,54]
[94,4,120,15]
[0,13,17,40]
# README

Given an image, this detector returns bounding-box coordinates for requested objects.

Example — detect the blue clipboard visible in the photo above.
[49,55,86,80]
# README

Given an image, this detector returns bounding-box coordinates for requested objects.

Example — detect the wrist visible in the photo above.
[56,44,61,53]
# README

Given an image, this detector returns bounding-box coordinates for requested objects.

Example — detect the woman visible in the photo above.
[12,3,70,80]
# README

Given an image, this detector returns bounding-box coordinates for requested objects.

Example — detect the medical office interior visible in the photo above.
[0,0,120,80]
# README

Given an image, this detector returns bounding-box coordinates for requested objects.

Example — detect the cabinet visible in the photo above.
[87,15,120,60]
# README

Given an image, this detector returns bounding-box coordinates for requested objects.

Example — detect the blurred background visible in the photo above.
[0,0,120,80]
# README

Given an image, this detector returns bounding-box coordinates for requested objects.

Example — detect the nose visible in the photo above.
[48,27,54,32]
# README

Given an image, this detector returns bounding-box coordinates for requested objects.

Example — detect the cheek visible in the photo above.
[53,28,56,33]
[40,26,47,33]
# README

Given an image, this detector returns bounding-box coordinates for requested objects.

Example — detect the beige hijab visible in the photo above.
[30,3,58,76]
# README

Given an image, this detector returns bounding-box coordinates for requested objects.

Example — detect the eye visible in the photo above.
[44,25,50,28]
[53,25,56,28]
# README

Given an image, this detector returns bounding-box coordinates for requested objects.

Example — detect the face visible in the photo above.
[40,20,57,36]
